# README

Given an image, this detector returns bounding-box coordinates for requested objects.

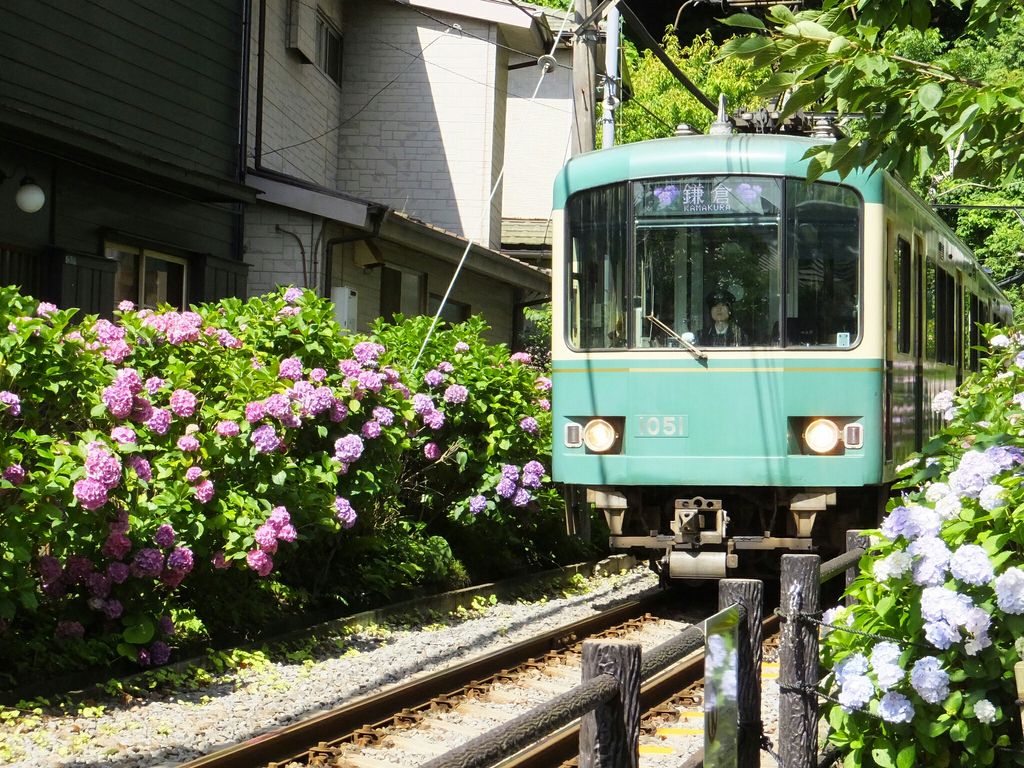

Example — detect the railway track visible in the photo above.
[182,588,694,768]
[183,588,785,768]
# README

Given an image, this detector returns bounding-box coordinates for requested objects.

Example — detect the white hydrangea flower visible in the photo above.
[975,698,997,724]
[925,482,951,503]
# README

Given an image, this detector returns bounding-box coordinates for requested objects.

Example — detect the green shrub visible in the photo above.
[822,327,1024,766]
[0,286,565,683]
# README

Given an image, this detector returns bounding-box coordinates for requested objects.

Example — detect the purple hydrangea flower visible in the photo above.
[412,393,435,415]
[338,359,361,377]
[85,442,122,488]
[155,524,175,548]
[102,532,132,559]
[880,505,941,541]
[245,401,266,423]
[353,342,385,366]
[501,464,519,481]
[424,442,441,460]
[251,425,282,453]
[310,367,327,382]
[3,464,26,485]
[361,420,382,439]
[372,406,395,426]
[278,356,303,380]
[215,420,240,437]
[184,466,203,484]
[424,409,446,429]
[444,385,468,404]
[103,599,124,619]
[127,455,152,482]
[74,478,109,510]
[145,408,172,435]
[55,620,85,639]
[159,615,175,635]
[334,496,357,529]
[519,416,539,434]
[455,341,470,352]
[909,536,951,587]
[145,376,166,395]
[469,495,487,514]
[150,640,171,666]
[0,391,21,416]
[333,434,364,463]
[537,398,551,411]
[512,487,531,507]
[949,450,1002,499]
[284,286,303,303]
[356,370,384,393]
[169,389,197,418]
[496,477,516,499]
[424,369,444,388]
[167,547,194,574]
[102,382,134,419]
[107,562,130,584]
[255,524,279,552]
[510,352,532,364]
[131,548,165,579]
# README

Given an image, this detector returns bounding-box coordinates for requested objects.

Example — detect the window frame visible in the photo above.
[108,242,189,311]
[315,10,343,88]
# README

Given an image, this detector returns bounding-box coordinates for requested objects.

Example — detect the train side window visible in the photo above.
[566,184,630,349]
[936,268,955,364]
[925,259,937,361]
[896,238,911,354]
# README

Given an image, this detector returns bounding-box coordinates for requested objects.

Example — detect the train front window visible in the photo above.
[635,176,782,347]
[565,176,861,351]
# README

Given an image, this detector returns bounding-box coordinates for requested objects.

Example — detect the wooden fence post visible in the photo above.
[579,639,641,768]
[779,554,821,768]
[719,579,763,768]
[845,530,869,606]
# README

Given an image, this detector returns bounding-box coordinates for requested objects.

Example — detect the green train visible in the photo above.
[550,128,1011,581]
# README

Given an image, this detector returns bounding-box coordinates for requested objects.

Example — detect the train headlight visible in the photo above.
[583,419,618,453]
[804,418,840,454]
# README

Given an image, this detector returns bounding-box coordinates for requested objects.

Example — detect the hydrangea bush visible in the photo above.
[822,327,1024,767]
[0,286,566,681]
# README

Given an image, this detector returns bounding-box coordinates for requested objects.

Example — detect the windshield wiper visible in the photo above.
[645,314,707,361]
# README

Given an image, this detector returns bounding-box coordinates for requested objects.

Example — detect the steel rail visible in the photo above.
[181,590,670,768]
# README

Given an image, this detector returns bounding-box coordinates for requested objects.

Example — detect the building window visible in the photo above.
[316,12,343,87]
[108,243,188,310]
[381,266,425,320]
[428,294,470,325]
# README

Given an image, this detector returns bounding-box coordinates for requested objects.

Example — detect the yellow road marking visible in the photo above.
[656,727,704,736]
[674,711,704,719]
[640,745,677,755]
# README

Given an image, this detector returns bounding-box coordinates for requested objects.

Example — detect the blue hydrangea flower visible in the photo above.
[949,450,1002,499]
[834,653,868,686]
[908,537,950,586]
[950,544,994,586]
[874,550,912,581]
[837,674,873,713]
[910,657,949,704]
[995,567,1024,614]
[979,484,1006,511]
[880,505,940,541]
[878,692,915,724]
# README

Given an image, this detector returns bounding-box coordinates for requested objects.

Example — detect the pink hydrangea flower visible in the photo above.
[193,479,215,503]
[215,420,240,437]
[310,367,327,382]
[278,356,303,380]
[177,435,200,452]
[212,551,229,569]
[127,455,152,482]
[117,300,136,312]
[169,389,198,418]
[361,420,382,439]
[353,342,385,367]
[245,401,266,423]
[444,385,468,404]
[284,286,303,303]
[185,466,203,483]
[102,532,132,559]
[111,426,137,444]
[254,524,279,552]
[454,341,470,353]
[510,352,532,364]
[85,443,122,488]
[334,496,357,529]
[278,306,300,317]
[535,376,552,391]
[424,369,444,388]
[3,464,26,485]
[424,442,441,460]
[102,382,134,419]
[145,408,172,435]
[246,548,273,577]
[537,398,551,411]
[155,524,175,548]
[424,409,445,429]
[277,523,298,542]
[267,506,291,531]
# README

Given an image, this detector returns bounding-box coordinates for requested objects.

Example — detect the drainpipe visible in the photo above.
[320,206,389,295]
[254,0,267,170]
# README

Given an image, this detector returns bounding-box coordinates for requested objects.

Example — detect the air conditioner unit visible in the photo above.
[331,286,358,331]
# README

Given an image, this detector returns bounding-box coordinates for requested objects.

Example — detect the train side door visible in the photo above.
[913,235,925,452]
[889,234,916,463]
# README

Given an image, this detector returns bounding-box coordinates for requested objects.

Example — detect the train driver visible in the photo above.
[698,290,747,347]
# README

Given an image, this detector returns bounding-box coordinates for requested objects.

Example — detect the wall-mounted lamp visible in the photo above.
[1,169,46,213]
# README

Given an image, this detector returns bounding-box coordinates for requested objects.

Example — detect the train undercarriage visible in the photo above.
[565,484,888,581]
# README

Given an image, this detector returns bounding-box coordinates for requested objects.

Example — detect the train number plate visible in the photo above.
[635,415,687,437]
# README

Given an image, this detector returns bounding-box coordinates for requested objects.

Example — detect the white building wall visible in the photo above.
[501,47,573,220]
[337,3,501,247]
[245,204,325,297]
[247,0,345,185]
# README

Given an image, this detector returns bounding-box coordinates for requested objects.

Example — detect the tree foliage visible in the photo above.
[720,0,1024,184]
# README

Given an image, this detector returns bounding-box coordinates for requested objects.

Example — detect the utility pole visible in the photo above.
[601,4,619,149]
[571,0,597,156]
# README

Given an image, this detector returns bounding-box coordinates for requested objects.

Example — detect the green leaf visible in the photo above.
[871,740,896,768]
[896,745,916,768]
[950,720,969,742]
[827,35,851,53]
[122,617,155,645]
[721,12,765,30]
[271,470,287,485]
[917,82,943,111]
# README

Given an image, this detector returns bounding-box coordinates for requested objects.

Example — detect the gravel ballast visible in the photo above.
[2,566,667,767]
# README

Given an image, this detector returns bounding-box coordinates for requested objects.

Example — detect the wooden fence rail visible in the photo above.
[422,532,865,768]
